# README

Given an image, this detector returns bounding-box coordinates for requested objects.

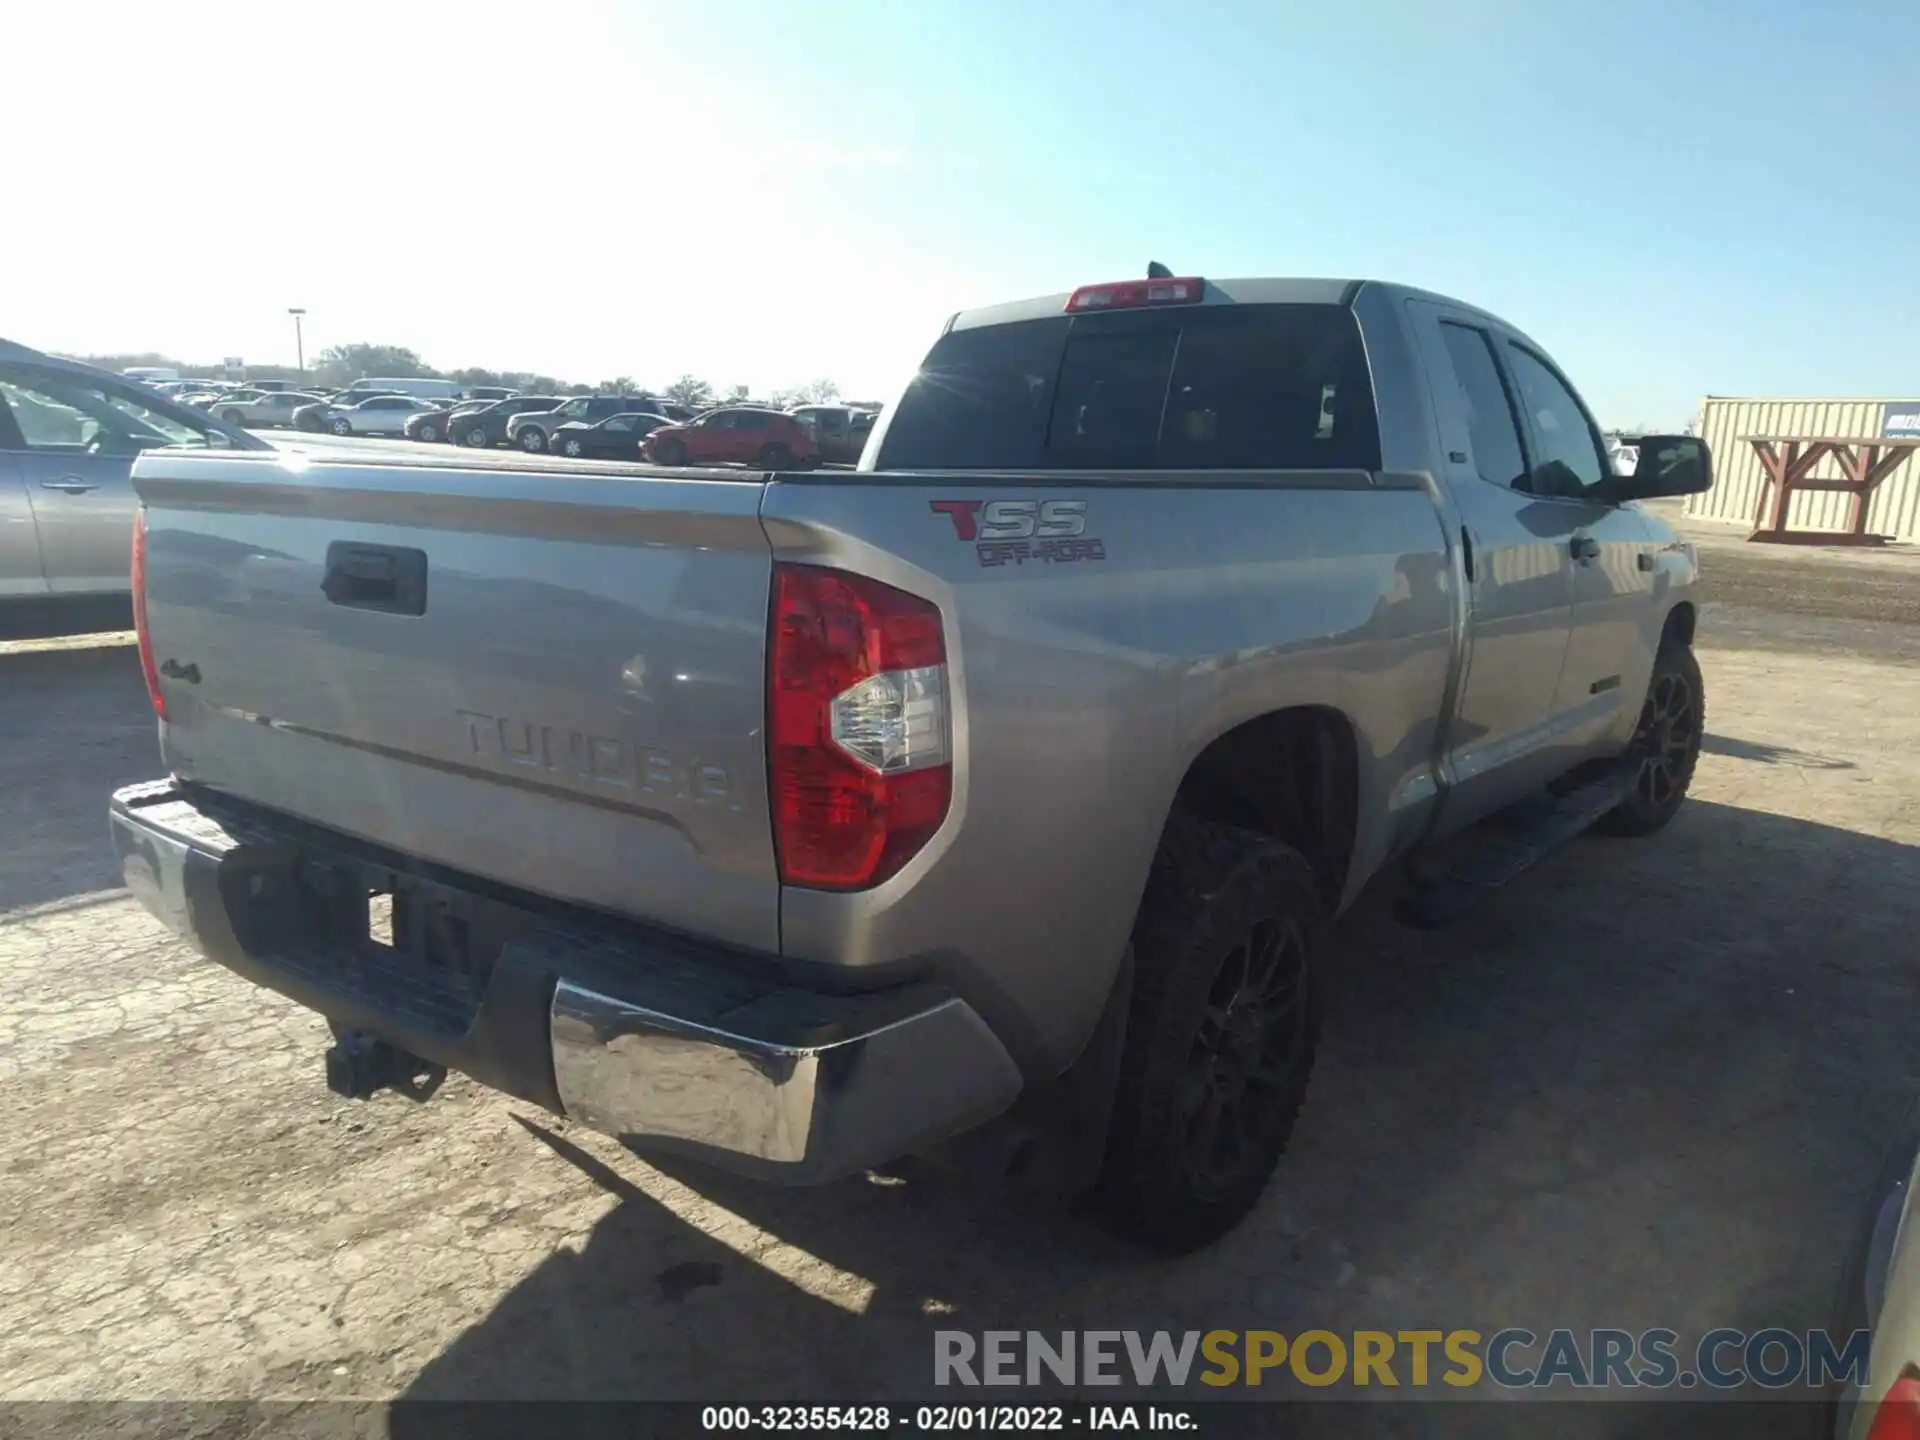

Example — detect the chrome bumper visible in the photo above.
[110,780,1022,1184]
[550,981,1022,1180]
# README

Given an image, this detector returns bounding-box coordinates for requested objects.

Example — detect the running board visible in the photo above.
[1396,760,1635,930]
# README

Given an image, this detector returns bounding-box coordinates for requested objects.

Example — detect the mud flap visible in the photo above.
[922,945,1135,1200]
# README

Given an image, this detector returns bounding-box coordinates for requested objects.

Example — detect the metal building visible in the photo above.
[1685,396,1920,542]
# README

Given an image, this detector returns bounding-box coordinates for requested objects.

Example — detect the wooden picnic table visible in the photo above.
[1740,435,1920,545]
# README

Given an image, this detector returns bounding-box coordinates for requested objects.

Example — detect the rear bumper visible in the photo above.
[109,780,1021,1183]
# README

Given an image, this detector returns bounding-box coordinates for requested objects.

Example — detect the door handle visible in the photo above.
[322,540,429,615]
[1570,535,1601,562]
[40,477,99,494]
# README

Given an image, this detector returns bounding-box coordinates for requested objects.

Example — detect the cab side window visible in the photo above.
[0,374,92,447]
[1504,344,1608,499]
[1438,323,1528,490]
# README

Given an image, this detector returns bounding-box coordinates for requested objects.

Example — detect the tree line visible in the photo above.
[70,342,847,410]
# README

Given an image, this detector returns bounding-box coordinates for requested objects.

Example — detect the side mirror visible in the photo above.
[1592,435,1712,504]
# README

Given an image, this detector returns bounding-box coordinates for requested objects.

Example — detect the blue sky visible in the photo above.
[11,0,1917,425]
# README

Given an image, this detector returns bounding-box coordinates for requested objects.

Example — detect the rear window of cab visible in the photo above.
[874,303,1380,472]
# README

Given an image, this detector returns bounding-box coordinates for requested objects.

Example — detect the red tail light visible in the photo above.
[1870,1376,1920,1439]
[130,506,166,720]
[1065,276,1205,313]
[768,564,951,890]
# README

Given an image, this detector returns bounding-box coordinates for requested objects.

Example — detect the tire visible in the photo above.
[222,408,247,425]
[463,427,490,447]
[758,442,792,469]
[417,421,439,443]
[654,437,687,466]
[1097,815,1324,1254]
[1595,641,1704,837]
[518,427,546,453]
[562,437,583,457]
[329,418,352,436]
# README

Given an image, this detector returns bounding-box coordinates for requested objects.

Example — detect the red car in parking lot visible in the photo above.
[640,407,818,468]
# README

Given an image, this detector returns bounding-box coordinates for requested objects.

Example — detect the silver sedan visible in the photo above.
[325,395,440,436]
[212,392,327,428]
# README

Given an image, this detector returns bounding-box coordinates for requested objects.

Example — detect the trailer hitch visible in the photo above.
[324,1026,446,1102]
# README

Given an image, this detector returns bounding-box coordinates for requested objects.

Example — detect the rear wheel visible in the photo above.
[417,421,439,443]
[655,437,687,466]
[463,427,489,447]
[329,418,352,436]
[758,442,792,468]
[562,437,584,457]
[1098,815,1323,1254]
[519,428,546,453]
[1596,642,1704,837]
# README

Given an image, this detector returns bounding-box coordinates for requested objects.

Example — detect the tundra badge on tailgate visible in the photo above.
[929,499,1107,568]
[456,709,735,805]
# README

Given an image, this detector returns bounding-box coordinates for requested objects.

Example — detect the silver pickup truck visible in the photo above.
[110,276,1711,1253]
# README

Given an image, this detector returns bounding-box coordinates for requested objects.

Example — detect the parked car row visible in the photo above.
[160,386,460,437]
[1,340,883,614]
[503,394,695,452]
[127,370,883,468]
[167,380,312,409]
[397,394,880,467]
[136,376,509,423]
[422,393,859,468]
[147,378,293,400]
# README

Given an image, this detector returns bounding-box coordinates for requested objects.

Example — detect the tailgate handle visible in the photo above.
[322,542,428,616]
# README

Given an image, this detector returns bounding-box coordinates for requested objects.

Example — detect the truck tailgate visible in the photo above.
[133,453,779,952]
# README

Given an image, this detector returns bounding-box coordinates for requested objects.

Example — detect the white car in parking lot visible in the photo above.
[325,394,439,436]
[214,392,326,428]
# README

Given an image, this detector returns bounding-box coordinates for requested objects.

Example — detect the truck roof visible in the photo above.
[947,277,1504,333]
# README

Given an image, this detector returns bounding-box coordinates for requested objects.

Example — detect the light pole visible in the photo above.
[287,307,306,378]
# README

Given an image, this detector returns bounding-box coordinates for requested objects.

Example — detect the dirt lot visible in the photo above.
[3,546,1918,1432]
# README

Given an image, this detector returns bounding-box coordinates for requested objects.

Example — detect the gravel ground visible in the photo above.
[1698,550,1920,663]
[2,546,1917,1433]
